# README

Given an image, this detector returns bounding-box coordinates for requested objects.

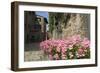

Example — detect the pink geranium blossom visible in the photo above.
[81,38,90,48]
[48,54,53,60]
[53,54,59,60]
[40,35,90,60]
[78,48,84,55]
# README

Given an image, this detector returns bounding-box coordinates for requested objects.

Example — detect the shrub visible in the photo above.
[40,35,90,60]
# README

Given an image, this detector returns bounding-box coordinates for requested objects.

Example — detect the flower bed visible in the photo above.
[40,35,90,60]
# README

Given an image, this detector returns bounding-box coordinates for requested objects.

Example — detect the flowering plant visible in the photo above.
[40,35,90,60]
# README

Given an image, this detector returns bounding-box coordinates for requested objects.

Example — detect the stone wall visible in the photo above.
[49,13,90,39]
[62,13,90,39]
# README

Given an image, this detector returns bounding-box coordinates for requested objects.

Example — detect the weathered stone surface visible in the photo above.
[24,51,49,61]
[49,13,90,39]
[62,14,90,39]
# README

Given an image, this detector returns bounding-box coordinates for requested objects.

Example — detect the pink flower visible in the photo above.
[40,35,90,60]
[81,38,90,48]
[73,35,81,43]
[62,56,66,60]
[48,54,53,60]
[53,54,59,60]
[56,47,61,52]
[48,48,52,53]
[68,44,73,50]
[61,54,66,60]
[61,47,67,53]
[78,48,84,55]
[66,35,81,45]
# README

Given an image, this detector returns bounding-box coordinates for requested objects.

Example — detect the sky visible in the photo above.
[35,11,49,21]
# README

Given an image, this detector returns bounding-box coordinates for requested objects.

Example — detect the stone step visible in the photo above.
[24,50,49,61]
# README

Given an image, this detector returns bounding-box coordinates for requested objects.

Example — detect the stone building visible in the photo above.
[24,11,48,43]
